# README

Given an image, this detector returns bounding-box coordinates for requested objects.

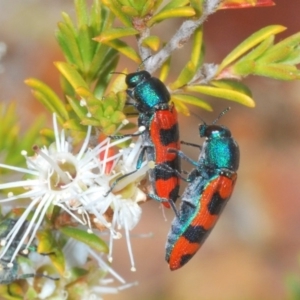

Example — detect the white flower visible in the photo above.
[85,135,149,271]
[0,114,146,269]
[18,239,137,299]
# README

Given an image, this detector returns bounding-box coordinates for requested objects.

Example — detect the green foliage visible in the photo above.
[26,0,125,141]
[95,2,300,114]
[0,103,45,173]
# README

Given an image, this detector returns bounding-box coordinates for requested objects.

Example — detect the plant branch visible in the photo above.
[146,0,222,73]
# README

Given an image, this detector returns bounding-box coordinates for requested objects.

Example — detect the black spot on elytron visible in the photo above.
[169,184,180,202]
[207,192,226,215]
[182,225,207,244]
[155,160,178,181]
[180,253,194,267]
[159,123,179,146]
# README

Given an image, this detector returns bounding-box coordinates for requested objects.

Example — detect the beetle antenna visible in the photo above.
[212,107,231,125]
[190,110,206,125]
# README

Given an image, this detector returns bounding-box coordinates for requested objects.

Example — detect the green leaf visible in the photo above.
[102,39,141,63]
[172,98,190,116]
[159,0,190,12]
[95,27,139,42]
[75,0,89,27]
[110,69,128,94]
[36,230,65,275]
[59,226,109,253]
[279,49,300,65]
[63,119,87,131]
[121,5,140,17]
[66,96,88,120]
[185,85,255,107]
[256,45,291,64]
[191,26,204,70]
[171,61,196,90]
[77,24,94,70]
[56,22,83,69]
[102,0,132,27]
[88,47,118,83]
[233,60,255,76]
[172,94,213,111]
[190,0,203,17]
[55,62,89,90]
[25,78,69,122]
[264,31,300,58]
[140,1,156,17]
[218,25,286,72]
[152,0,164,12]
[211,79,252,97]
[159,56,171,82]
[238,35,274,63]
[141,36,160,51]
[253,63,300,80]
[93,53,119,97]
[147,7,196,27]
[0,283,23,299]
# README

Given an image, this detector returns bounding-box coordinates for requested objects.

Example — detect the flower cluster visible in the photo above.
[0,113,147,298]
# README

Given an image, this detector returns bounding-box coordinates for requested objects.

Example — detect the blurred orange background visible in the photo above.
[1,1,300,299]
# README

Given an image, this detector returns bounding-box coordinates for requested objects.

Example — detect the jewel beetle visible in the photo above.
[115,70,181,210]
[165,108,239,270]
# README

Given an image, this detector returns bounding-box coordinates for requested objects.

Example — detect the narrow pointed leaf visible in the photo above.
[233,60,255,76]
[257,45,291,64]
[55,62,89,90]
[159,56,171,82]
[147,7,196,27]
[110,69,128,93]
[191,26,204,70]
[141,1,156,17]
[172,94,213,111]
[211,79,252,97]
[66,96,89,120]
[102,39,141,63]
[141,36,160,51]
[36,230,65,275]
[266,32,300,54]
[190,0,203,17]
[253,63,300,80]
[56,22,83,69]
[279,49,300,65]
[75,0,89,27]
[94,54,119,97]
[63,119,86,131]
[171,61,196,90]
[152,0,164,12]
[61,12,77,37]
[218,25,286,72]
[77,25,94,69]
[159,0,190,12]
[238,35,274,63]
[95,28,139,43]
[121,6,140,17]
[89,47,118,82]
[171,98,190,116]
[186,85,255,107]
[102,0,132,27]
[59,226,109,253]
[25,78,69,121]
